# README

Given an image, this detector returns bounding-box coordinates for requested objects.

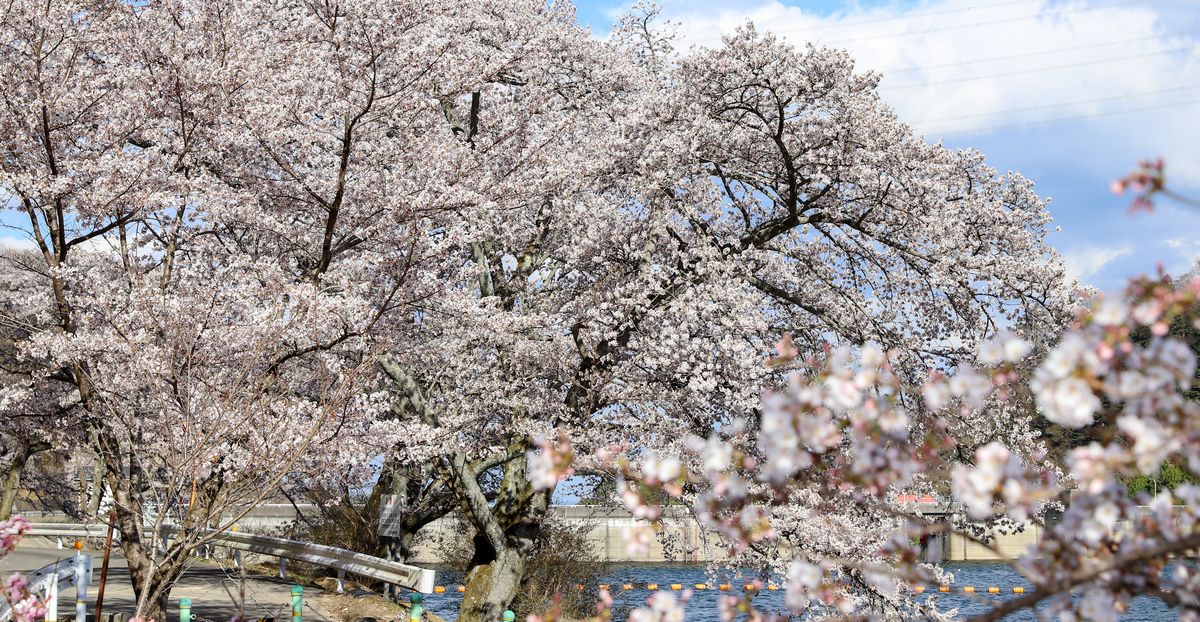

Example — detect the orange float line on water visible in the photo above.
[909,584,1031,595]
[422,581,1027,595]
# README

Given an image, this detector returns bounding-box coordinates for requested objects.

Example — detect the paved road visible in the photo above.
[1,543,331,622]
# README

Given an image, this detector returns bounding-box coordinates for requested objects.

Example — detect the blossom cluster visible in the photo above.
[1111,158,1165,212]
[0,516,29,556]
[588,273,1200,621]
[1,516,45,622]
[528,431,577,490]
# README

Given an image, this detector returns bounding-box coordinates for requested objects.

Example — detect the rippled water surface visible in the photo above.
[420,562,1181,621]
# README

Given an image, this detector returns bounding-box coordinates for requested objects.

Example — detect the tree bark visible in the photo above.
[460,546,528,622]
[111,493,188,621]
[0,445,31,520]
[453,440,551,622]
[103,447,191,622]
[0,439,48,520]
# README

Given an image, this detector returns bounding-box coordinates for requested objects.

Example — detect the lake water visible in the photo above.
[421,562,1182,621]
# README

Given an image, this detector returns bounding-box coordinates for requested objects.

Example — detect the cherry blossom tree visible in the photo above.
[0,0,592,617]
[378,15,1071,621]
[0,2,1078,621]
[589,271,1200,622]
[555,172,1200,622]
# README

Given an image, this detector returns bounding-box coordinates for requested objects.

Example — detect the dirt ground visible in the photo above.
[313,590,446,622]
[235,558,446,622]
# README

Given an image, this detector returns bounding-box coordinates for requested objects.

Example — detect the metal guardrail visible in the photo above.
[24,523,435,594]
[25,523,111,538]
[0,553,91,622]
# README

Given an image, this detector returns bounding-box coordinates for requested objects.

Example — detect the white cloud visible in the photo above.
[1162,236,1200,275]
[631,0,1200,187]
[0,235,36,251]
[1061,244,1132,284]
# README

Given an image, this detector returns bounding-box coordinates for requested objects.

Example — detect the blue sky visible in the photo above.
[570,0,1200,292]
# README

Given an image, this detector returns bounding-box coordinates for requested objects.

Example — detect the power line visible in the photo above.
[876,29,1198,76]
[686,0,1153,48]
[684,0,1041,44]
[821,0,1148,45]
[913,84,1200,123]
[925,99,1200,136]
[883,46,1194,89]
[734,0,1040,35]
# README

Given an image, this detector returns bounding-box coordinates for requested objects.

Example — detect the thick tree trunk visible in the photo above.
[114,505,190,621]
[460,547,527,622]
[77,452,89,516]
[104,450,191,622]
[0,445,31,520]
[0,440,46,520]
[453,439,550,622]
[87,475,104,517]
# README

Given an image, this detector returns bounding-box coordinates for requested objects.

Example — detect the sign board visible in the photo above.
[378,494,404,537]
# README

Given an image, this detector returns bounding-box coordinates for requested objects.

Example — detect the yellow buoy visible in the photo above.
[623,584,634,591]
[938,585,951,593]
[434,586,446,593]
[988,587,1000,594]
[743,584,757,591]
[963,586,975,593]
[694,584,706,590]
[647,583,658,590]
[767,585,779,591]
[670,584,682,591]
[718,584,730,591]
[1013,587,1025,594]
[914,586,926,594]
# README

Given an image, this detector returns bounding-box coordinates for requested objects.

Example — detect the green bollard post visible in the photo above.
[179,597,193,622]
[291,585,303,622]
[502,611,515,622]
[408,593,423,622]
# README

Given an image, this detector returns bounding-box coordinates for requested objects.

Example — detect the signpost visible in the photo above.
[378,495,404,538]
[379,495,402,600]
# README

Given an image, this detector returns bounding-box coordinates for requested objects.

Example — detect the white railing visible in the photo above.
[23,523,435,594]
[0,551,91,622]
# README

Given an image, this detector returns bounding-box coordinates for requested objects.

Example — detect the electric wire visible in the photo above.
[884,46,1195,89]
[723,0,1041,35]
[925,99,1200,135]
[877,29,1198,75]
[914,84,1200,123]
[821,0,1148,45]
[691,0,1156,45]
